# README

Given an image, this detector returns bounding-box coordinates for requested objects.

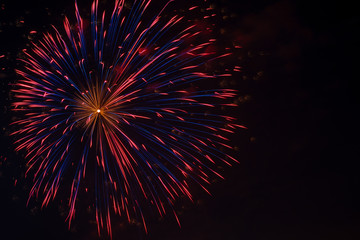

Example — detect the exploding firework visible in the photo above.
[12,0,243,237]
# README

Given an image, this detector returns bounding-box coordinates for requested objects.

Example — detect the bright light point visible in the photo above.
[97,109,101,113]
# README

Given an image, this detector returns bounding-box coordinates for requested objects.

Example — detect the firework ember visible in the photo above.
[12,0,243,237]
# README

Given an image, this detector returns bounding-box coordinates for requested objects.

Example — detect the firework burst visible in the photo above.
[12,0,244,237]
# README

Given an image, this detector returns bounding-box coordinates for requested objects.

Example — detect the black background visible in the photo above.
[1,0,359,239]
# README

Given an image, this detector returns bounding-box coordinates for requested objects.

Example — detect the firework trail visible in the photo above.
[12,0,244,237]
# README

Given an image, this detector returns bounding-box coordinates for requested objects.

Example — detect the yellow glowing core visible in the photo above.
[97,109,101,113]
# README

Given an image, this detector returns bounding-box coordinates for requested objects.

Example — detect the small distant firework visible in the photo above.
[12,0,243,237]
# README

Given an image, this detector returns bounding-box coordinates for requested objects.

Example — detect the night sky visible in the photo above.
[1,0,360,239]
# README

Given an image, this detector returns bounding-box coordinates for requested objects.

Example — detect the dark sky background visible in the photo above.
[1,0,360,239]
